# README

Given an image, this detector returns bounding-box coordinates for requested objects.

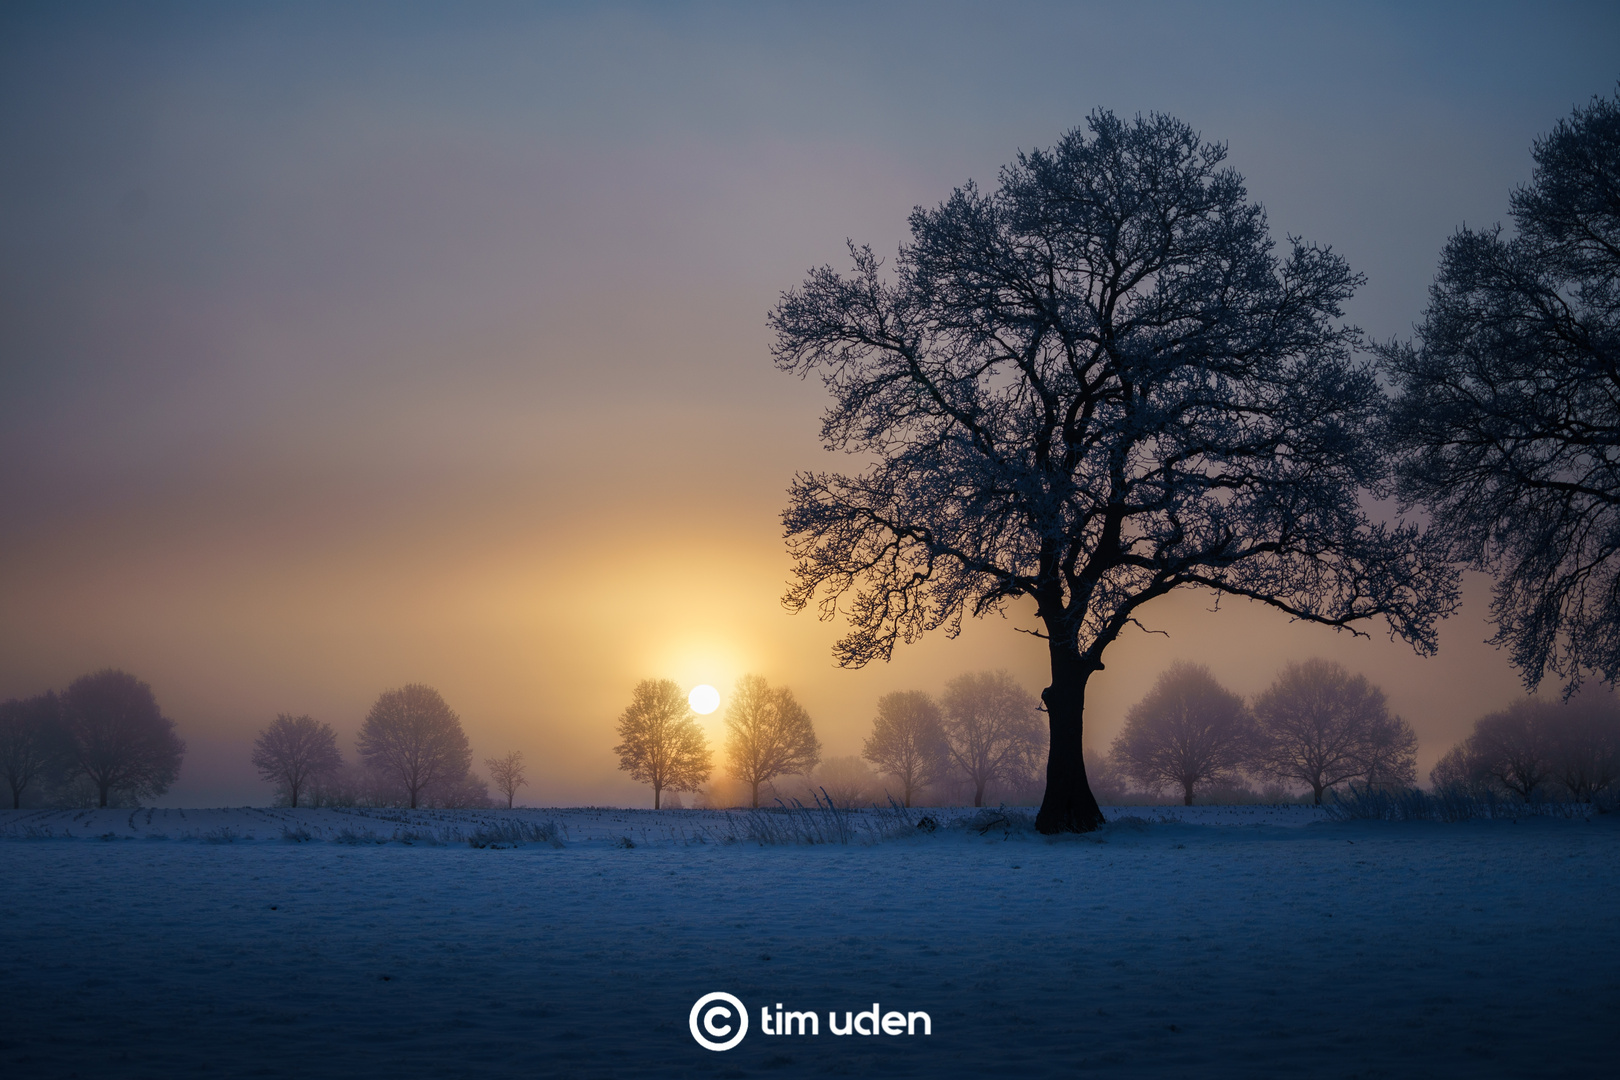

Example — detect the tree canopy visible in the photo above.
[1383,89,1620,693]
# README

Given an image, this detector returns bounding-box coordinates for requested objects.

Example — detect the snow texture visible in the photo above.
[2,805,1616,1078]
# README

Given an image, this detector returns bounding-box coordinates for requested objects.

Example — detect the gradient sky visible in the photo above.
[3,1,1617,806]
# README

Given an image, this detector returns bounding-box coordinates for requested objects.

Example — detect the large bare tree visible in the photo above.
[723,674,820,808]
[0,692,66,809]
[614,678,711,809]
[61,669,185,808]
[1252,659,1402,804]
[1111,662,1253,806]
[770,111,1455,832]
[861,690,948,807]
[941,670,1045,808]
[1383,90,1620,693]
[251,713,343,808]
[356,684,472,810]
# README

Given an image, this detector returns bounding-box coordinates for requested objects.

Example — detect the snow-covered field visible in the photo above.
[2,805,1615,1078]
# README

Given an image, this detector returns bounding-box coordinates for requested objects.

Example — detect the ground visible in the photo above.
[1,805,1615,1078]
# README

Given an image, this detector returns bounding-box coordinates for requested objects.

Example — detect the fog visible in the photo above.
[2,2,1614,805]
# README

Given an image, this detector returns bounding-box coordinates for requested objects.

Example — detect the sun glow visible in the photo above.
[688,684,720,714]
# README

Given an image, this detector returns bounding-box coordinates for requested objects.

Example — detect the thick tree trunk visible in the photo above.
[654,784,662,810]
[98,780,109,808]
[1311,783,1324,805]
[1183,784,1194,807]
[973,780,986,808]
[1035,648,1106,834]
[751,780,759,809]
[290,783,300,809]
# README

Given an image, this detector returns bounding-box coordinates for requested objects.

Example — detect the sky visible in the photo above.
[2,1,1616,806]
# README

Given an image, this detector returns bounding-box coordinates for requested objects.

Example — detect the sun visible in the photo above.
[688,684,720,715]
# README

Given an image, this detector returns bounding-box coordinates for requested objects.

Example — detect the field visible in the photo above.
[2,805,1616,1078]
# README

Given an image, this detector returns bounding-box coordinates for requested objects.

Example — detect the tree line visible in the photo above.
[613,670,1049,810]
[1,673,533,811]
[0,669,185,809]
[250,684,529,809]
[1089,659,1618,808]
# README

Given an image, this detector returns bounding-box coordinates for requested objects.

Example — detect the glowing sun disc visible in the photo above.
[688,684,720,715]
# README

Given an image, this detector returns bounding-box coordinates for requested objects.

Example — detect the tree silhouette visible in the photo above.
[941,670,1045,808]
[251,713,343,808]
[862,690,949,807]
[1111,662,1253,805]
[356,684,472,810]
[61,670,185,808]
[1252,659,1401,804]
[0,692,67,809]
[771,111,1454,832]
[723,674,820,808]
[1470,699,1560,800]
[1383,89,1620,693]
[614,679,711,809]
[485,750,528,808]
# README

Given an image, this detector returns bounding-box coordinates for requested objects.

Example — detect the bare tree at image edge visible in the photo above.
[1382,90,1620,694]
[485,750,528,808]
[251,713,343,808]
[0,693,67,809]
[770,111,1456,832]
[356,684,473,810]
[614,679,711,809]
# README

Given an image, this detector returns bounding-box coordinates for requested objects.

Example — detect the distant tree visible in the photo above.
[1252,659,1397,805]
[356,684,472,810]
[724,674,821,808]
[1467,698,1560,801]
[614,678,712,809]
[1382,89,1620,693]
[1082,748,1133,805]
[810,755,881,808]
[1356,713,1420,789]
[250,713,342,808]
[1111,662,1254,806]
[428,770,493,809]
[771,110,1456,833]
[485,750,528,808]
[59,670,185,808]
[941,671,1045,808]
[1429,742,1488,793]
[1546,687,1620,802]
[861,690,949,807]
[0,692,68,809]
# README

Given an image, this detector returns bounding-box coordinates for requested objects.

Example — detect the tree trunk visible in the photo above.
[290,783,300,809]
[1312,783,1324,805]
[751,780,759,809]
[1183,783,1194,807]
[973,780,985,808]
[654,784,661,810]
[1035,647,1106,834]
[98,780,109,808]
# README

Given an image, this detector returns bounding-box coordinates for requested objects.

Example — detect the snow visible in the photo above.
[2,805,1616,1078]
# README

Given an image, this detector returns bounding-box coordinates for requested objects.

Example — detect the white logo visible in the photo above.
[689,991,749,1051]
